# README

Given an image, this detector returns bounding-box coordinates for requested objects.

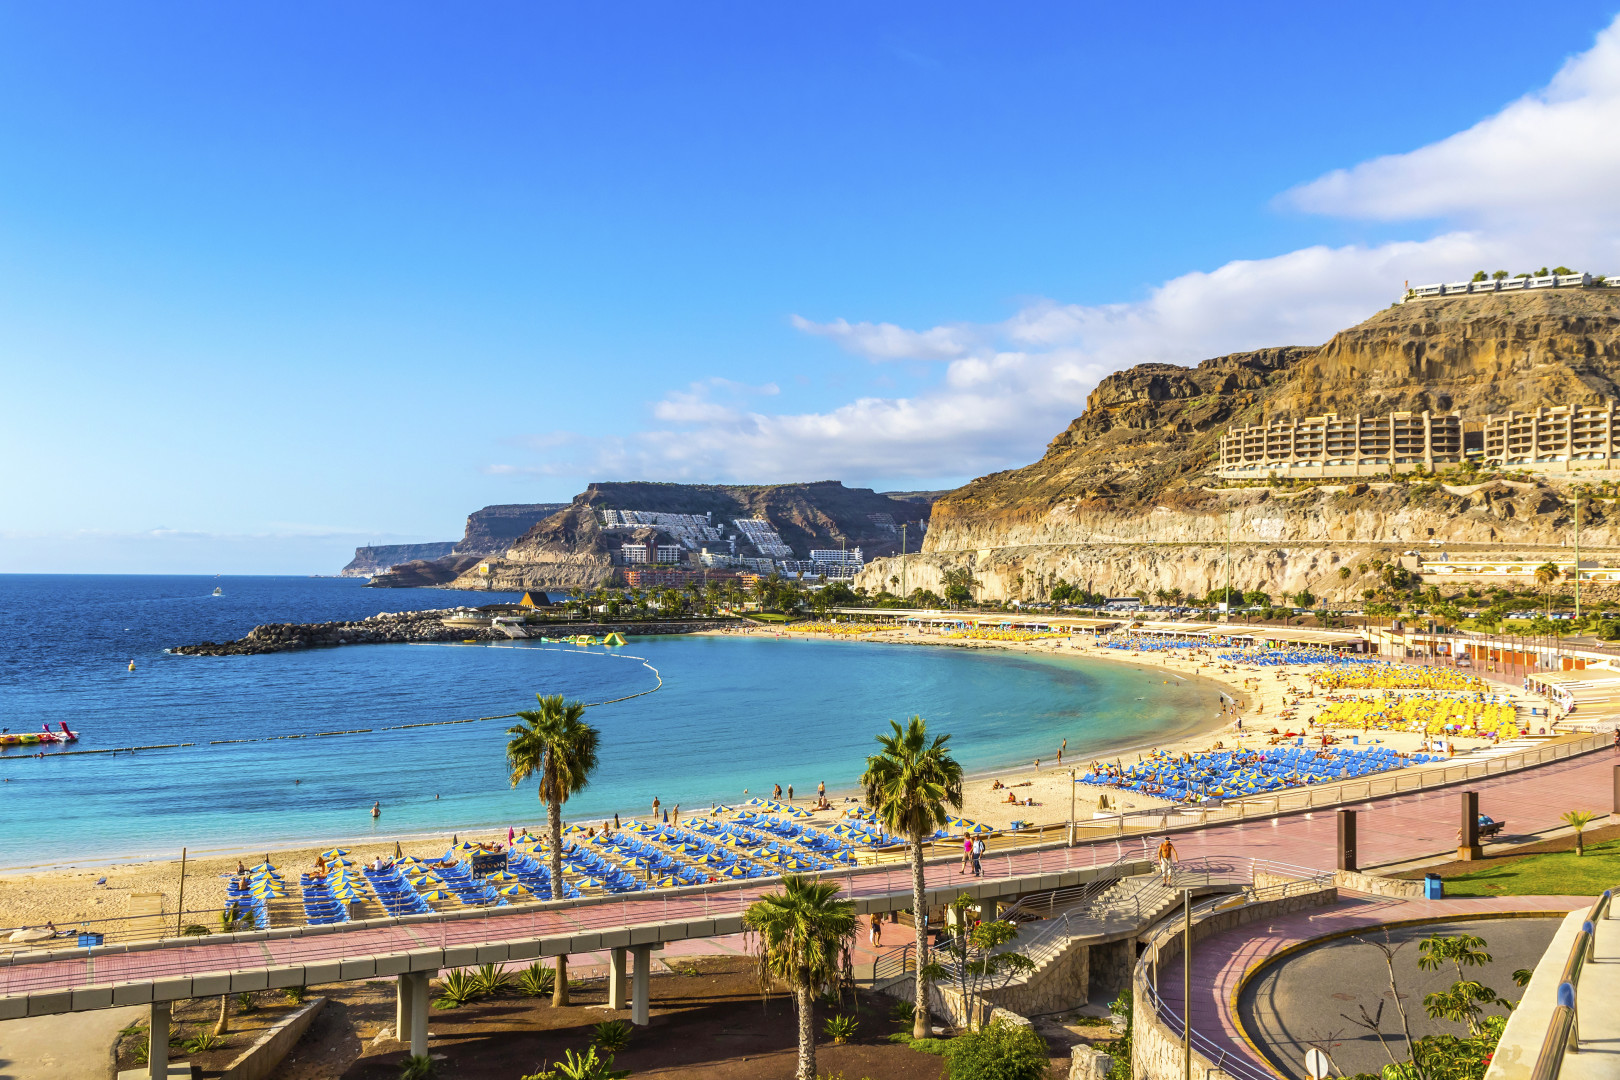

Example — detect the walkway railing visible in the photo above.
[1530,889,1614,1080]
[1139,871,1338,1080]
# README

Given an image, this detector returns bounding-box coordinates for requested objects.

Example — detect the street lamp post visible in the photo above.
[1068,769,1077,847]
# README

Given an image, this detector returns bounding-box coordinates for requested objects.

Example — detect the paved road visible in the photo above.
[1237,916,1561,1079]
[3,749,1612,1005]
[0,1004,142,1080]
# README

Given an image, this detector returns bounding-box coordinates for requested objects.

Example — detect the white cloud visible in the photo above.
[789,314,974,361]
[1286,18,1620,238]
[498,16,1620,488]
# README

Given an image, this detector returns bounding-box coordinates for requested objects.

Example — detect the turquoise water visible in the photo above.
[0,576,1220,867]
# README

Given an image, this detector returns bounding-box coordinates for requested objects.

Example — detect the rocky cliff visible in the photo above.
[453,503,570,555]
[863,287,1620,603]
[340,543,457,577]
[452,481,938,592]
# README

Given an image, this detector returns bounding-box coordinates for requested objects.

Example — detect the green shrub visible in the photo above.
[235,991,258,1014]
[184,1030,226,1053]
[472,962,514,997]
[282,985,308,1004]
[1106,988,1134,1080]
[522,1046,630,1079]
[943,1017,1049,1080]
[518,962,557,998]
[591,1018,633,1051]
[400,1054,436,1080]
[889,998,916,1027]
[434,968,481,1009]
[824,1013,860,1044]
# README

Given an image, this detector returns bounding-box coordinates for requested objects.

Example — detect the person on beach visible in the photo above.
[1156,837,1179,885]
[773,783,782,800]
[818,780,826,801]
[786,784,793,801]
[672,804,680,826]
[371,801,380,819]
[652,797,660,818]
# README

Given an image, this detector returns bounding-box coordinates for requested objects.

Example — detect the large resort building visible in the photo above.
[1217,411,1463,478]
[1217,401,1620,478]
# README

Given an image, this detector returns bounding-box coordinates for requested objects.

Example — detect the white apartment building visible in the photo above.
[620,542,649,565]
[1483,402,1620,470]
[810,547,864,567]
[655,544,683,564]
[1217,411,1463,478]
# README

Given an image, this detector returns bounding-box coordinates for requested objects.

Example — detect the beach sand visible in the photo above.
[1,624,1534,935]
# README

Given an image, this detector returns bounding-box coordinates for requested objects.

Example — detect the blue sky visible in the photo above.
[3,3,1620,573]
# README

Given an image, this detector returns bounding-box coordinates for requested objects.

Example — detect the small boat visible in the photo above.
[212,587,223,596]
[0,723,79,747]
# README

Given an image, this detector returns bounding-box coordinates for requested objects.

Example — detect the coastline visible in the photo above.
[0,628,1248,932]
[0,624,1518,934]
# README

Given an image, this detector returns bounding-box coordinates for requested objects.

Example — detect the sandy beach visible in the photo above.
[0,624,1533,936]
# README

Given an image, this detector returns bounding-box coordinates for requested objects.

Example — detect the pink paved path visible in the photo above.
[1153,894,1591,1080]
[3,750,1612,1002]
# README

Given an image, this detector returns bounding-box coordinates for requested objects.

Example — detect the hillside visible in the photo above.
[340,542,457,577]
[449,481,938,592]
[452,503,570,555]
[861,286,1620,603]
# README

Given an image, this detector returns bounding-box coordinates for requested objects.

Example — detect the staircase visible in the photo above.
[999,873,1185,983]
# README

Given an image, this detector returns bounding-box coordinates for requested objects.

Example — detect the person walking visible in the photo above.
[786,784,793,801]
[960,833,973,874]
[869,914,883,948]
[817,780,826,800]
[773,783,782,800]
[1156,836,1179,885]
[651,796,660,818]
[672,804,680,826]
[971,836,984,878]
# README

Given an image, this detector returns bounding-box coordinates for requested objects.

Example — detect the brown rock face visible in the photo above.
[894,288,1620,603]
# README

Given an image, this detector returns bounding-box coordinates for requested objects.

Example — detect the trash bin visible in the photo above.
[1424,874,1443,900]
[77,932,104,948]
[1351,736,1359,744]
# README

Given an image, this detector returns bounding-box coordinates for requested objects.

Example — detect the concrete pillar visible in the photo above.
[1612,765,1619,817]
[147,1000,171,1080]
[396,971,416,1044]
[1337,809,1358,872]
[410,970,433,1059]
[1459,791,1482,861]
[609,946,627,1010]
[631,945,652,1026]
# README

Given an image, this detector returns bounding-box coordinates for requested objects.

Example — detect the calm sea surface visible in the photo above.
[0,575,1220,868]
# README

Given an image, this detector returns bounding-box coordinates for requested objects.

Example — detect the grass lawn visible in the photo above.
[747,612,794,622]
[1436,836,1620,897]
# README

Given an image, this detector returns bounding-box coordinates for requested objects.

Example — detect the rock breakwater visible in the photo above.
[172,612,736,656]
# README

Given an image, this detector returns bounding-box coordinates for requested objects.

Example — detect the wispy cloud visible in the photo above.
[494,15,1620,488]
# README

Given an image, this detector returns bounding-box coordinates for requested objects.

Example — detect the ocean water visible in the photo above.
[0,575,1220,868]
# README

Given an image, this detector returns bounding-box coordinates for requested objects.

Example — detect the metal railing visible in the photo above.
[1138,871,1338,1080]
[1529,889,1614,1080]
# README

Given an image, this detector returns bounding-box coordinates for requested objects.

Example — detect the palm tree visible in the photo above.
[860,716,963,1040]
[1534,561,1560,616]
[1561,810,1597,855]
[506,693,601,1005]
[743,875,857,1080]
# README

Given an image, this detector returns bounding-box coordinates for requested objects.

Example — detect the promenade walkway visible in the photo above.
[1153,894,1590,1080]
[5,749,1613,1015]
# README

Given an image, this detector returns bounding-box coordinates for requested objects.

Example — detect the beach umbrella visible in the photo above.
[723,865,750,878]
[418,889,453,901]
[498,884,530,897]
[654,876,679,887]
[320,849,349,859]
[485,871,517,883]
[574,876,604,888]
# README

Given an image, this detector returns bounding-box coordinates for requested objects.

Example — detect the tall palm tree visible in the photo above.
[1534,561,1560,616]
[743,875,857,1080]
[506,693,600,1006]
[860,716,963,1040]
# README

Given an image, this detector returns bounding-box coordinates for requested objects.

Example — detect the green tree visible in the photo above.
[506,694,601,1005]
[1533,562,1559,615]
[1471,271,1488,282]
[860,716,964,1040]
[1562,810,1597,855]
[742,875,857,1080]
[1243,589,1271,608]
[924,895,1035,1031]
[942,567,978,609]
[1293,589,1316,609]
